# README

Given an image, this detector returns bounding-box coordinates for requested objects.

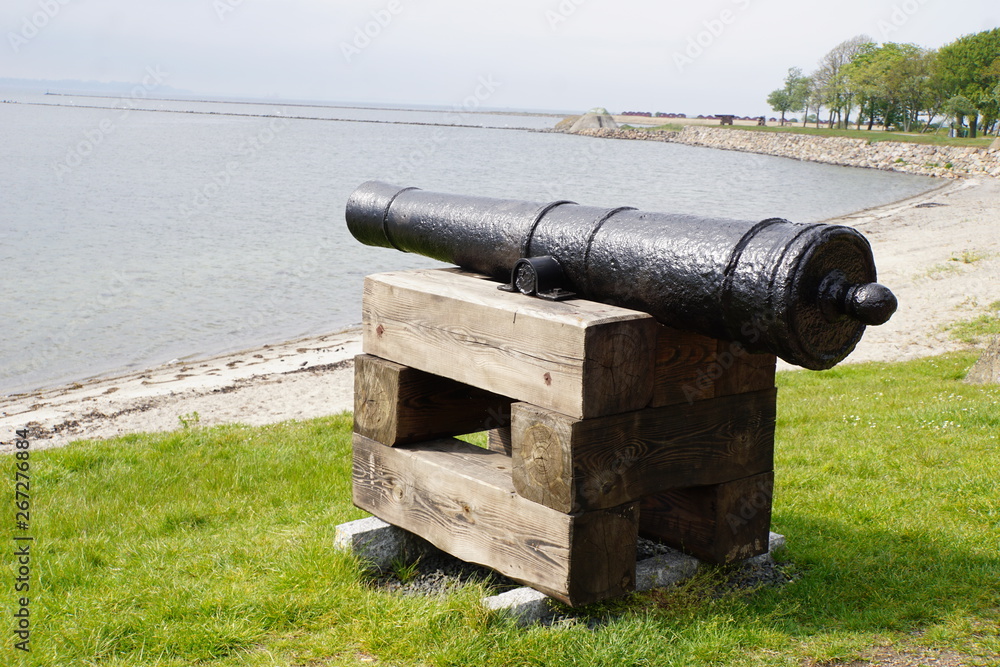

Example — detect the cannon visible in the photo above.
[346,181,897,370]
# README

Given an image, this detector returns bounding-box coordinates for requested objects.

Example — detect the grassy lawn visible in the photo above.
[945,300,1000,345]
[643,123,997,148]
[3,353,999,666]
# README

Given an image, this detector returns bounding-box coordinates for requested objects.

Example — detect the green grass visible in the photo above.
[644,122,997,148]
[639,123,686,133]
[946,300,1000,344]
[3,354,1000,666]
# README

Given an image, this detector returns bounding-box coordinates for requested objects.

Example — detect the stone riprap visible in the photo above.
[569,125,1000,179]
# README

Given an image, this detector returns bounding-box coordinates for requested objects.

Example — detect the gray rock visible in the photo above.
[965,336,1000,385]
[635,551,699,592]
[334,517,430,570]
[483,587,554,624]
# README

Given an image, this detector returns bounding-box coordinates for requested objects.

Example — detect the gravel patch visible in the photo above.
[371,536,796,615]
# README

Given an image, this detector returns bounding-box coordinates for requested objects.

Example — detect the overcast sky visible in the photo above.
[2,0,997,115]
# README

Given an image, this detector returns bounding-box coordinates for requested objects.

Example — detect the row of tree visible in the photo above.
[767,28,1000,137]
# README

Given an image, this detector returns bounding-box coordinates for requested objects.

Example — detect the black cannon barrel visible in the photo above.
[346,181,897,370]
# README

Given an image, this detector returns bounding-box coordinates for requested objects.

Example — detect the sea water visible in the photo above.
[0,92,937,393]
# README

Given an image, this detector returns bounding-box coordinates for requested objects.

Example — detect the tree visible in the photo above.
[766,88,792,125]
[879,43,934,132]
[814,35,874,128]
[937,28,1000,137]
[807,78,828,127]
[920,51,951,133]
[800,76,819,127]
[843,41,883,130]
[943,94,978,136]
[843,42,935,132]
[767,67,811,125]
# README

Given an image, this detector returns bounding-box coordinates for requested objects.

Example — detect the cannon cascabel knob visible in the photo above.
[817,271,898,326]
[847,283,898,326]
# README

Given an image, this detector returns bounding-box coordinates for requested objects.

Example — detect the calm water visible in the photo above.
[0,92,937,394]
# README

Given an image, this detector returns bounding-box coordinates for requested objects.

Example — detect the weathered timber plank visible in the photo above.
[512,388,776,513]
[711,341,777,398]
[651,325,776,407]
[487,427,512,456]
[352,433,637,605]
[362,268,656,419]
[354,354,511,446]
[651,326,718,406]
[639,471,774,563]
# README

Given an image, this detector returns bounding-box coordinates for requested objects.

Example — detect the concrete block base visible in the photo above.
[334,516,431,570]
[335,518,786,625]
[484,532,787,624]
[483,587,554,625]
[634,551,699,592]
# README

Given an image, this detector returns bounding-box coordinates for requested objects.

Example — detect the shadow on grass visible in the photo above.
[756,514,1000,634]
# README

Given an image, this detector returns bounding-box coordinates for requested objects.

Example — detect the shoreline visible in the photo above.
[568,125,1000,180]
[4,178,999,452]
[1,330,362,451]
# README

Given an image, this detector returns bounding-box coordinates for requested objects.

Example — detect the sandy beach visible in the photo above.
[3,177,998,451]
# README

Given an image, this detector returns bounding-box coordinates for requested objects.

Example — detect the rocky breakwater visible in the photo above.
[571,126,1000,179]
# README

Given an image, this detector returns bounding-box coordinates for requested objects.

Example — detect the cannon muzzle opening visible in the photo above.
[346,181,897,370]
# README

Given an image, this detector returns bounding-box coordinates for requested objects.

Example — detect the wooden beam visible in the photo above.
[511,389,776,513]
[362,268,656,419]
[354,354,511,446]
[639,471,774,564]
[651,325,776,407]
[486,427,512,456]
[352,433,638,606]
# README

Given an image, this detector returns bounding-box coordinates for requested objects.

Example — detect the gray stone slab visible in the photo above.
[483,532,788,624]
[747,531,788,566]
[635,550,699,592]
[334,516,429,570]
[482,587,554,624]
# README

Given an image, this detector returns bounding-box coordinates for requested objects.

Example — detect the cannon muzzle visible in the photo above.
[346,181,897,370]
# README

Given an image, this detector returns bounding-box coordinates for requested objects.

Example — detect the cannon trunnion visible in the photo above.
[346,181,896,370]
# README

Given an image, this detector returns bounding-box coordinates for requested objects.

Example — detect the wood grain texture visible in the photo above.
[711,342,777,398]
[487,427,512,456]
[639,471,774,563]
[651,325,776,407]
[352,433,637,605]
[362,268,656,419]
[354,354,511,446]
[511,389,776,513]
